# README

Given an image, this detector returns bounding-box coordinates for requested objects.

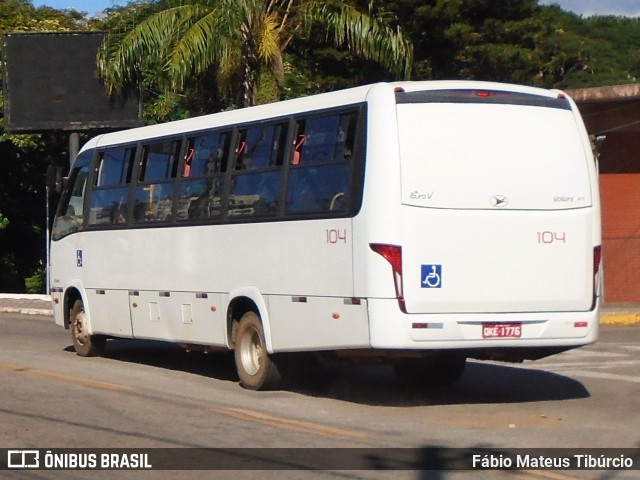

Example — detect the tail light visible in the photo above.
[370,243,406,313]
[592,245,602,311]
[593,246,602,275]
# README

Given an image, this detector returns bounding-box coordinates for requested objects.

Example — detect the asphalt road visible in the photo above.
[1,313,639,480]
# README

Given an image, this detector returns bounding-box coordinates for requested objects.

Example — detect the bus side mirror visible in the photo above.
[46,164,63,194]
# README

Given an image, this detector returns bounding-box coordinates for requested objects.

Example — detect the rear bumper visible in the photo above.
[367,298,599,353]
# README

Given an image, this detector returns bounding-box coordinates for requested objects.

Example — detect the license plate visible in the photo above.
[482,323,522,338]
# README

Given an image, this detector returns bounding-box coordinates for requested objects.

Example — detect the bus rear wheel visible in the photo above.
[234,312,282,390]
[70,300,105,357]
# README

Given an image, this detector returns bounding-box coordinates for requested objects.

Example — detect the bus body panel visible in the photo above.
[86,289,133,337]
[53,217,356,349]
[77,220,353,296]
[400,208,595,314]
[126,290,226,344]
[268,295,370,351]
[351,84,405,301]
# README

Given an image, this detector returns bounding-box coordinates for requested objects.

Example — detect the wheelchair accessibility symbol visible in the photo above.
[421,264,442,288]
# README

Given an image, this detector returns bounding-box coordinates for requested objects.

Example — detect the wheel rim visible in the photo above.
[239,325,262,376]
[73,311,90,347]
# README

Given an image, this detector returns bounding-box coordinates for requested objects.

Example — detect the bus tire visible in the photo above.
[234,311,282,390]
[70,300,105,357]
[393,356,466,386]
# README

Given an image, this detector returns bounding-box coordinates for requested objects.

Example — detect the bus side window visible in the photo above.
[139,140,180,182]
[228,123,287,218]
[96,148,134,187]
[295,115,339,164]
[286,163,349,214]
[88,147,136,226]
[177,132,230,221]
[134,140,180,223]
[183,132,230,178]
[285,111,357,215]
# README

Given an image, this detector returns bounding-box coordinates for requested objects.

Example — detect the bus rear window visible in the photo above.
[395,89,572,110]
[397,100,591,211]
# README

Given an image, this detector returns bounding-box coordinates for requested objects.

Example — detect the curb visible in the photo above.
[599,312,640,326]
[0,293,54,317]
[0,293,51,301]
[0,308,53,316]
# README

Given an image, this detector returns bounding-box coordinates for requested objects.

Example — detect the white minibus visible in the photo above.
[50,81,601,390]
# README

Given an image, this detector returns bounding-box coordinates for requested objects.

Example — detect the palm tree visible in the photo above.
[97,0,413,108]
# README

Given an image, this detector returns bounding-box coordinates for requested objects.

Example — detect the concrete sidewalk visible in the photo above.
[0,293,54,316]
[0,293,638,324]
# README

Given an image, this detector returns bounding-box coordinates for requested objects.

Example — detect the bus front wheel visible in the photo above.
[234,312,282,390]
[70,300,105,357]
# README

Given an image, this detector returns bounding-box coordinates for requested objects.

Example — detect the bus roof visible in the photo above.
[79,81,570,154]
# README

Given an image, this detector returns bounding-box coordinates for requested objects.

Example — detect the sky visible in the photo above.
[28,0,640,18]
[539,0,640,17]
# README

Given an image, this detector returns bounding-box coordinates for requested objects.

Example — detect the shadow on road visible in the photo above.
[64,338,590,407]
[65,339,239,382]
[287,360,590,406]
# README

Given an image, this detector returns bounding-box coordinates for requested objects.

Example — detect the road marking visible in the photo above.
[210,406,367,440]
[0,363,134,392]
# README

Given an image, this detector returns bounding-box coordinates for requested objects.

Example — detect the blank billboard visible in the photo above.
[3,31,142,132]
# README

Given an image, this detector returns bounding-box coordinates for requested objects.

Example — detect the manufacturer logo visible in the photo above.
[491,195,508,207]
[421,264,442,288]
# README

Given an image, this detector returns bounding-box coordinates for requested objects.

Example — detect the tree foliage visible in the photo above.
[362,0,640,88]
[96,0,413,108]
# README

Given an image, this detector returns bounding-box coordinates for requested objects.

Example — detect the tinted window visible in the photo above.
[79,106,363,229]
[134,140,180,223]
[228,123,287,218]
[96,148,134,186]
[177,178,225,220]
[229,171,280,217]
[286,163,350,214]
[235,123,287,170]
[177,132,230,221]
[89,187,130,225]
[140,141,180,182]
[89,146,136,226]
[133,183,174,222]
[286,111,357,215]
[182,131,230,178]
